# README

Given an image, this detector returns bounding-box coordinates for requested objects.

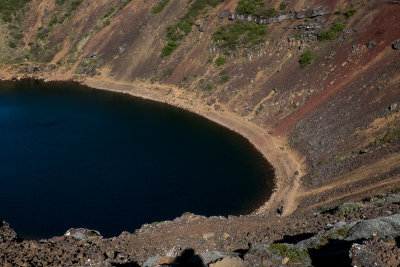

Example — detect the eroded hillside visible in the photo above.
[0,0,400,265]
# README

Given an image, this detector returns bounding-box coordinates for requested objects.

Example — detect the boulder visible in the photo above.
[64,228,101,240]
[346,214,400,240]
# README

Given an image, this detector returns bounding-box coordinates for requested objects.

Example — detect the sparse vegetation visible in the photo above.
[162,41,179,57]
[236,0,277,17]
[8,41,16,48]
[343,8,357,19]
[162,0,224,56]
[0,0,30,22]
[213,21,267,53]
[151,0,170,14]
[279,2,288,11]
[269,244,309,263]
[201,82,215,91]
[318,21,345,42]
[266,7,277,17]
[218,69,229,83]
[215,56,226,66]
[336,203,364,215]
[334,9,342,15]
[299,50,313,67]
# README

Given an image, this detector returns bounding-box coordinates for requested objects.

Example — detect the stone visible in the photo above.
[202,232,215,240]
[389,103,398,112]
[218,9,230,19]
[393,39,400,50]
[210,257,246,267]
[222,233,231,239]
[366,41,377,48]
[157,256,176,265]
[105,250,116,259]
[64,228,101,240]
[282,257,290,264]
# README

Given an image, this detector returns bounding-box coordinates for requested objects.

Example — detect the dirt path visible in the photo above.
[305,174,400,211]
[292,152,400,211]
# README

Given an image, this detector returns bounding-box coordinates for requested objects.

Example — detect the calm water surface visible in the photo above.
[0,80,274,239]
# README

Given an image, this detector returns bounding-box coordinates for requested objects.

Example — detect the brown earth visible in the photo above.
[1,0,400,265]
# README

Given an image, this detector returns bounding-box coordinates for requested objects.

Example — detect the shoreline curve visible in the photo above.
[0,73,304,217]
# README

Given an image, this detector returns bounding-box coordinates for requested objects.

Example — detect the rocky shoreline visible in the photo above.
[2,190,400,266]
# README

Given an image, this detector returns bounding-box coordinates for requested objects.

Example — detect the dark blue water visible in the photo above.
[0,80,274,239]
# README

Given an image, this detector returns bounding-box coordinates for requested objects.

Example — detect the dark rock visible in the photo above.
[218,9,230,19]
[366,41,377,48]
[359,149,369,154]
[393,39,400,50]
